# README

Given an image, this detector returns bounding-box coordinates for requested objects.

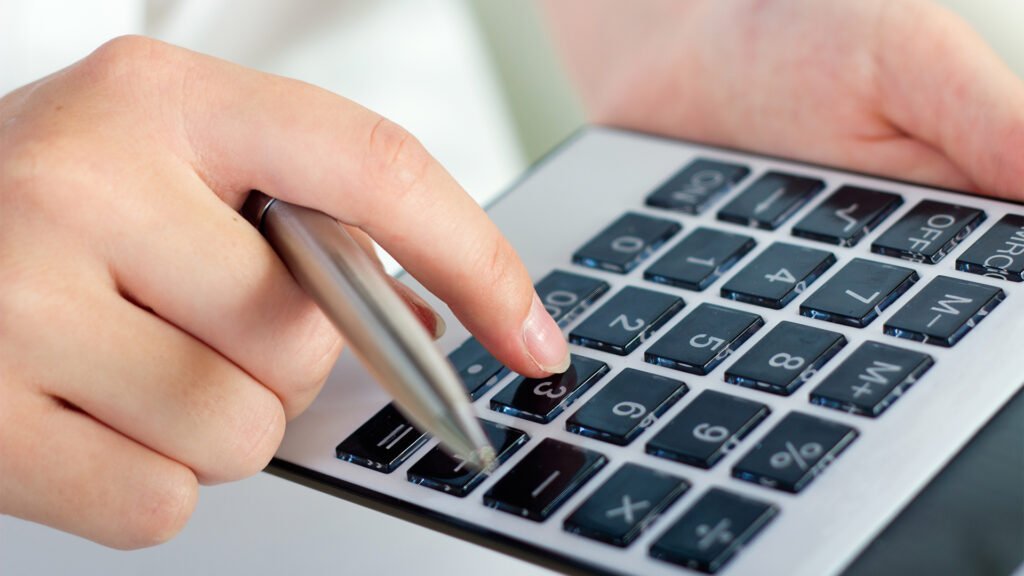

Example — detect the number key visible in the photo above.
[566,368,688,445]
[644,228,756,291]
[407,420,528,496]
[799,258,918,328]
[645,303,763,375]
[725,321,846,396]
[720,242,835,309]
[646,390,770,469]
[573,212,681,273]
[534,270,610,326]
[570,287,684,355]
[490,355,609,423]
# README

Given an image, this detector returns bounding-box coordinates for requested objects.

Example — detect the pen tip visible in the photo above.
[471,446,497,473]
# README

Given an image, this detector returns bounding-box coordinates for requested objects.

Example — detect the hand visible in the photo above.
[0,36,568,549]
[546,0,1024,197]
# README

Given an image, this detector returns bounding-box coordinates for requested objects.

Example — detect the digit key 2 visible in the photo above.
[570,286,684,356]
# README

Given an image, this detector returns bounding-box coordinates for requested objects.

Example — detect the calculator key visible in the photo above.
[810,342,934,417]
[646,390,770,469]
[883,275,1004,346]
[573,212,681,273]
[566,368,688,446]
[720,242,836,309]
[956,214,1024,282]
[646,158,751,214]
[717,171,824,230]
[490,355,609,423]
[569,287,684,355]
[335,404,429,473]
[645,304,763,375]
[644,228,756,291]
[484,438,607,522]
[535,270,610,326]
[871,200,985,263]
[799,258,918,328]
[407,420,528,497]
[725,321,846,396]
[448,338,508,400]
[792,185,903,246]
[564,463,689,547]
[733,412,858,493]
[650,488,777,574]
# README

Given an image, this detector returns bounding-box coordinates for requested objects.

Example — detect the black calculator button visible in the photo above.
[644,228,756,291]
[564,463,689,547]
[792,185,903,246]
[720,242,836,309]
[646,158,751,214]
[883,275,1004,346]
[490,355,609,423]
[810,342,934,417]
[335,404,429,473]
[650,488,777,574]
[717,171,824,230]
[569,287,684,356]
[871,200,985,263]
[448,338,508,400]
[799,258,918,328]
[733,412,858,493]
[646,390,769,469]
[535,270,610,326]
[645,304,763,375]
[956,214,1024,281]
[484,438,607,522]
[573,212,681,273]
[407,420,528,497]
[566,368,688,446]
[725,321,846,396]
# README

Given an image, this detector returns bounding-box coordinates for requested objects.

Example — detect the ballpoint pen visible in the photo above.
[241,191,496,469]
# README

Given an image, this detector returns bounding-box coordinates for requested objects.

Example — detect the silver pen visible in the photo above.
[242,191,495,469]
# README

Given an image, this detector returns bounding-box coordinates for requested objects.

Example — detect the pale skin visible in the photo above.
[1,0,1022,550]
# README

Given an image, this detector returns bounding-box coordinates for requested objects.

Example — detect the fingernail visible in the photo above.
[522,294,571,373]
[393,280,447,339]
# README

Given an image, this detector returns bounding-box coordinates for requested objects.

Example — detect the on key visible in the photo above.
[535,270,610,326]
[490,355,609,423]
[720,242,835,309]
[483,438,607,522]
[792,185,903,247]
[566,368,688,446]
[646,303,764,375]
[725,321,846,396]
[644,228,756,291]
[448,338,507,400]
[335,403,429,473]
[569,286,684,356]
[646,158,751,214]
[717,171,824,230]
[646,390,770,469]
[650,488,778,574]
[733,412,858,493]
[799,258,918,328]
[956,214,1024,282]
[810,341,934,417]
[407,420,528,497]
[573,212,681,273]
[883,275,1004,346]
[872,200,985,263]
[564,463,690,547]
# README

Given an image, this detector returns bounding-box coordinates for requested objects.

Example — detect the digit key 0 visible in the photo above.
[534,270,610,326]
[646,390,770,469]
[569,286,685,356]
[646,158,751,214]
[792,185,903,246]
[799,258,918,328]
[717,171,824,230]
[956,214,1024,281]
[573,212,681,273]
[725,321,846,396]
[566,368,688,446]
[490,355,609,423]
[871,200,985,263]
[335,403,429,473]
[883,275,1005,347]
[644,228,756,291]
[810,341,934,417]
[407,420,528,497]
[645,303,764,375]
[720,242,836,309]
[733,412,858,493]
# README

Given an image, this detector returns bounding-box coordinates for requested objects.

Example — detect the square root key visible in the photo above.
[646,158,750,214]
[871,200,985,263]
[792,185,902,247]
[883,275,1004,346]
[573,212,680,273]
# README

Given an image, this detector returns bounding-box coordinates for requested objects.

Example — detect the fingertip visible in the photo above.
[520,293,571,376]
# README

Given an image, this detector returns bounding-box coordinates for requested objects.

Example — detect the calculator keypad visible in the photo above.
[645,303,763,375]
[717,171,824,230]
[720,242,836,309]
[725,321,846,395]
[566,368,688,446]
[883,275,1004,346]
[871,200,985,263]
[799,258,918,328]
[574,212,681,273]
[490,355,609,423]
[644,228,756,291]
[647,158,750,214]
[792,185,902,246]
[569,287,685,355]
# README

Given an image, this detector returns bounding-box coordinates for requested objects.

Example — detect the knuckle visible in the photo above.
[364,116,432,206]
[118,465,197,549]
[284,312,342,417]
[81,35,167,84]
[217,390,286,482]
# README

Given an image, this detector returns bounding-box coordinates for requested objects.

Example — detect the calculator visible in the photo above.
[270,127,1024,575]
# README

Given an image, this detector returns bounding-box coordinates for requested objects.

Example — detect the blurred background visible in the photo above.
[1,1,1022,574]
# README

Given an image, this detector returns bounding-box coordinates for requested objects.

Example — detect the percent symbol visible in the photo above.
[769,441,822,471]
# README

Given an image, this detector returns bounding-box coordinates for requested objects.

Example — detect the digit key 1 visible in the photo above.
[490,355,609,423]
[646,158,751,214]
[566,368,688,446]
[717,171,824,230]
[725,321,846,396]
[573,212,681,273]
[644,228,756,291]
[799,258,918,328]
[646,390,770,469]
[792,185,903,247]
[569,286,685,356]
[335,403,429,473]
[720,242,836,309]
[534,270,610,326]
[871,200,985,263]
[645,303,764,375]
[407,420,528,496]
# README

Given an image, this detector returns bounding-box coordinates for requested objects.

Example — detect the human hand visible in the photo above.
[0,36,568,548]
[546,0,1024,197]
